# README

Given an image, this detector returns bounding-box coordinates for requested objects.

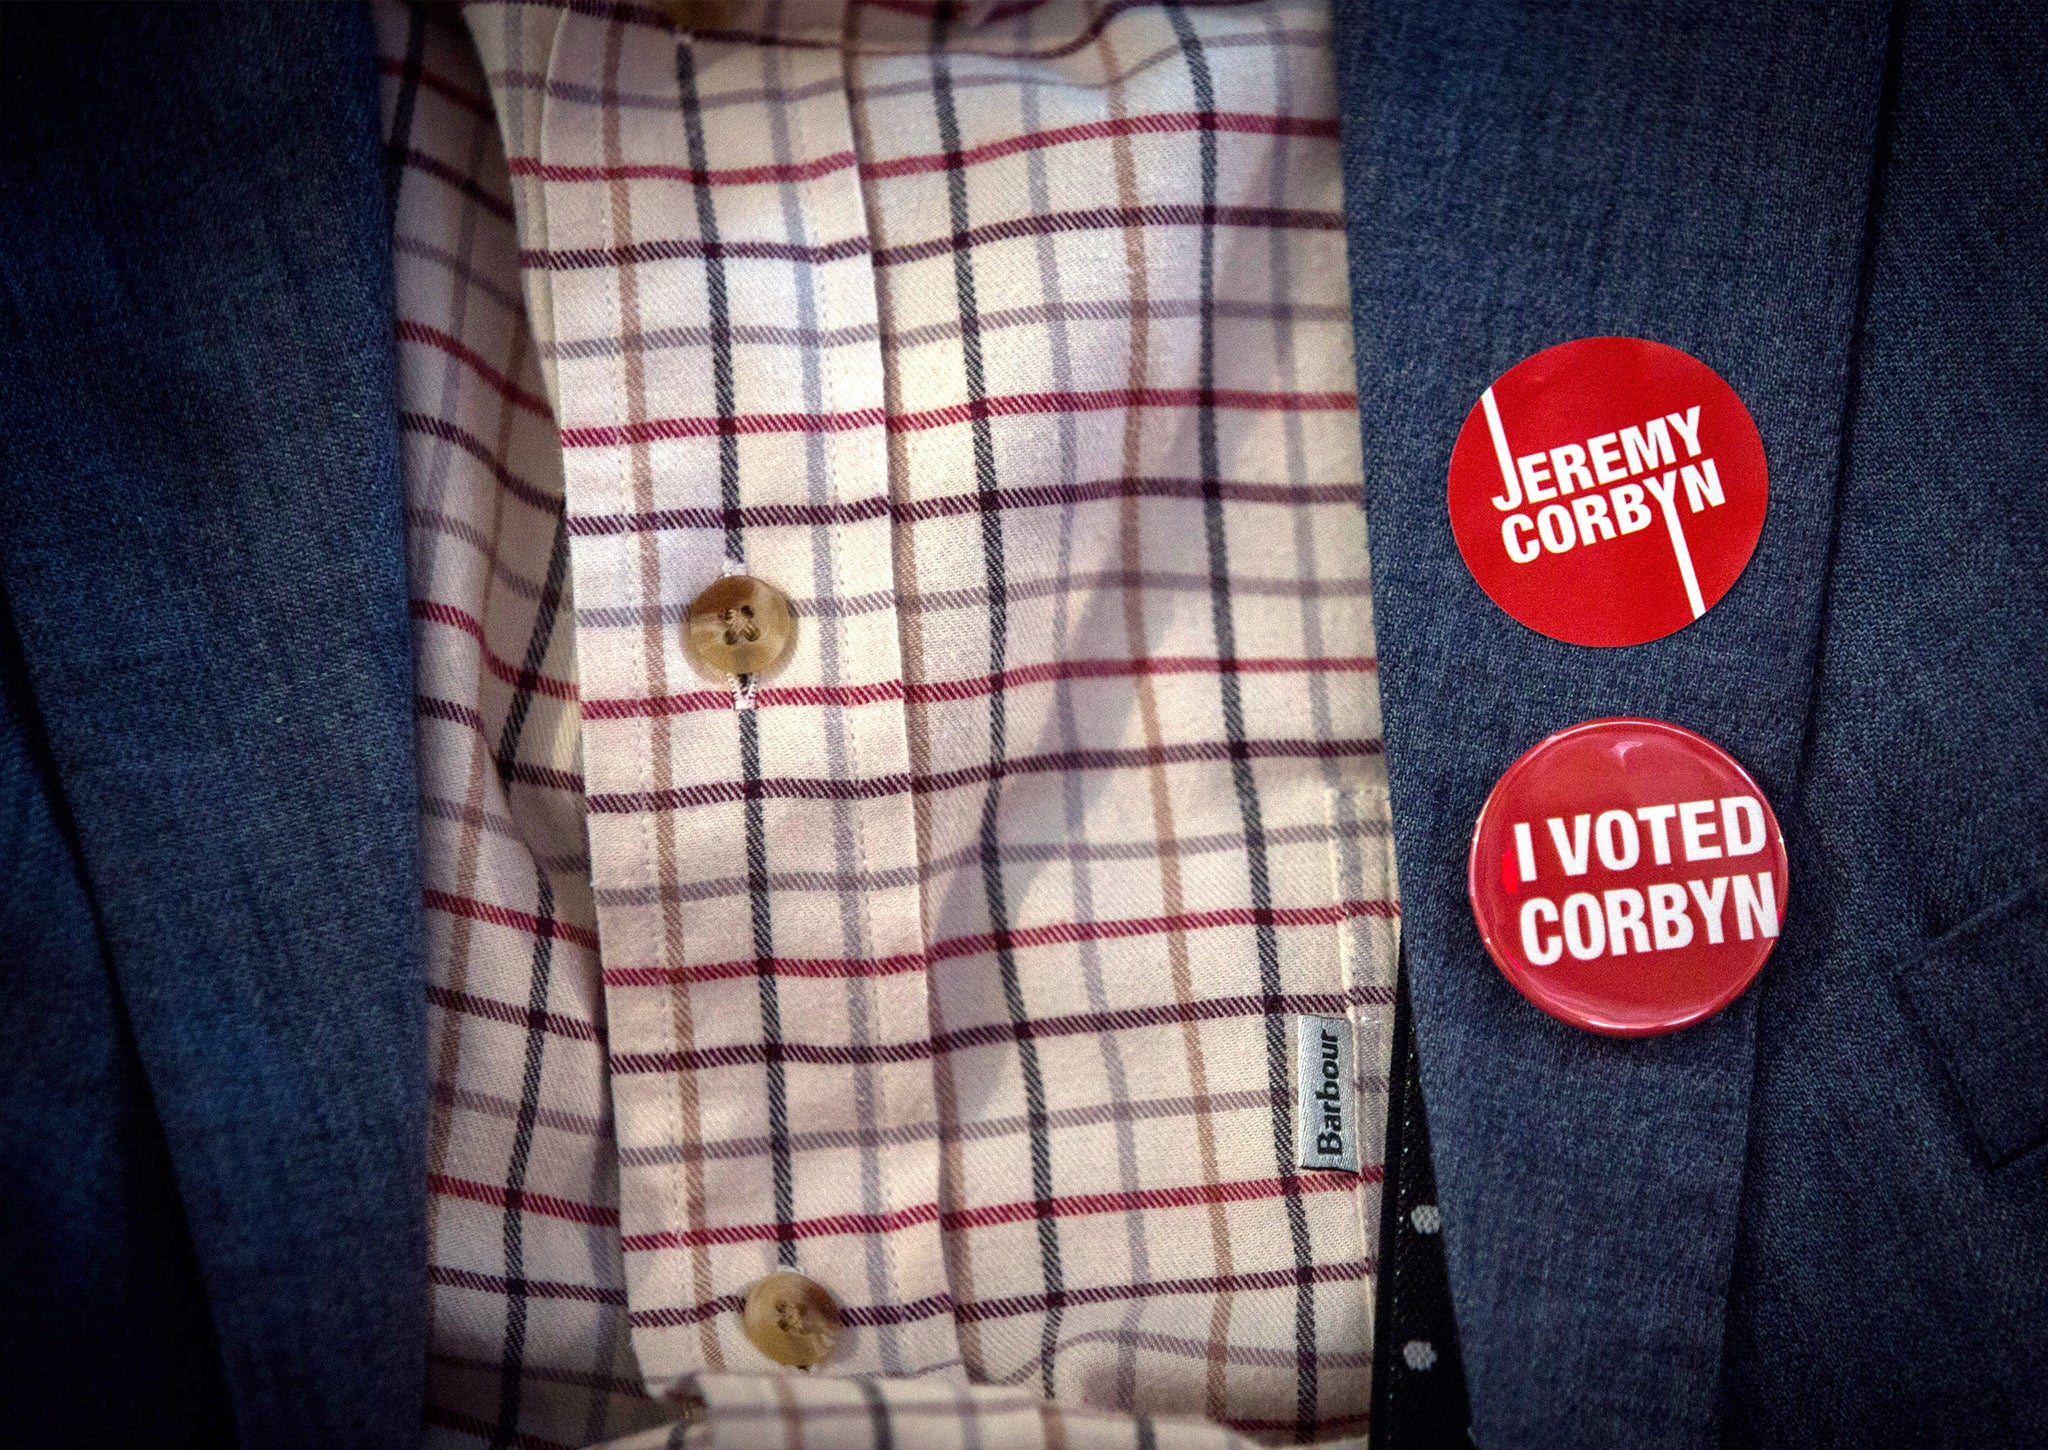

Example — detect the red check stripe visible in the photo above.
[375,55,493,120]
[622,1201,942,1253]
[424,889,603,950]
[626,1290,958,1332]
[430,1172,619,1227]
[870,203,1344,267]
[502,112,1337,189]
[411,599,578,701]
[860,110,1339,178]
[582,678,906,720]
[396,319,553,418]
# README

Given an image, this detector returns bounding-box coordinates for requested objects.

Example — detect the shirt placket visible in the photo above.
[535,7,955,1388]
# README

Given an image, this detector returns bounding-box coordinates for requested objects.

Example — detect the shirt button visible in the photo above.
[684,575,794,678]
[741,1272,841,1368]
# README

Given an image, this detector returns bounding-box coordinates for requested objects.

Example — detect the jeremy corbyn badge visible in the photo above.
[1467,718,1787,1036]
[1448,338,1767,647]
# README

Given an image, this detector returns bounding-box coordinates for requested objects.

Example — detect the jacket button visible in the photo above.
[741,1272,841,1368]
[1466,716,1787,1036]
[684,575,794,678]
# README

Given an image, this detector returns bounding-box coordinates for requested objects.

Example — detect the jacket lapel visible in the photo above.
[1331,2,1890,1444]
[0,7,423,1444]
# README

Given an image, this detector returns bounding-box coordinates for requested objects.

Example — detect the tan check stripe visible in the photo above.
[381,2,1394,1445]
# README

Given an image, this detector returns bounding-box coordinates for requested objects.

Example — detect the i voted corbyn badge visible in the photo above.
[1468,718,1788,1036]
[1448,338,1768,646]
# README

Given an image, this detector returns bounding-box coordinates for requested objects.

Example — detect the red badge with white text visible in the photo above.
[1468,718,1787,1036]
[1448,338,1768,647]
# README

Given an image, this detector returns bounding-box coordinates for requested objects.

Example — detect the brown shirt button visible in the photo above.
[741,1272,840,1368]
[684,575,794,679]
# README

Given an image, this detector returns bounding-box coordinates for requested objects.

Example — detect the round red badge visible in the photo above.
[1448,338,1768,647]
[1467,718,1787,1036]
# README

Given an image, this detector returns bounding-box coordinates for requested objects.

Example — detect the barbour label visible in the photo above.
[1293,1014,1359,1173]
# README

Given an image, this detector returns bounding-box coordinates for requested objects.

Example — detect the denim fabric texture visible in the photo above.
[1719,0,2048,1441]
[0,7,423,1448]
[0,596,234,1444]
[1333,0,2047,1446]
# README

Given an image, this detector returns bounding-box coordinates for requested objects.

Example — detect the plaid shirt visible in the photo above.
[377,2,1393,1445]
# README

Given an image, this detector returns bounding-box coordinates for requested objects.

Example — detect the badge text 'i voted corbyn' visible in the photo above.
[1467,718,1788,1037]
[1448,338,1769,647]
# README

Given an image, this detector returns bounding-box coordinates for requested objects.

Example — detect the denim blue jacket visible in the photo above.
[2,3,2043,1447]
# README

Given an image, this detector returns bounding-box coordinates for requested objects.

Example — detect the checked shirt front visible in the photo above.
[379,1,1395,1445]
